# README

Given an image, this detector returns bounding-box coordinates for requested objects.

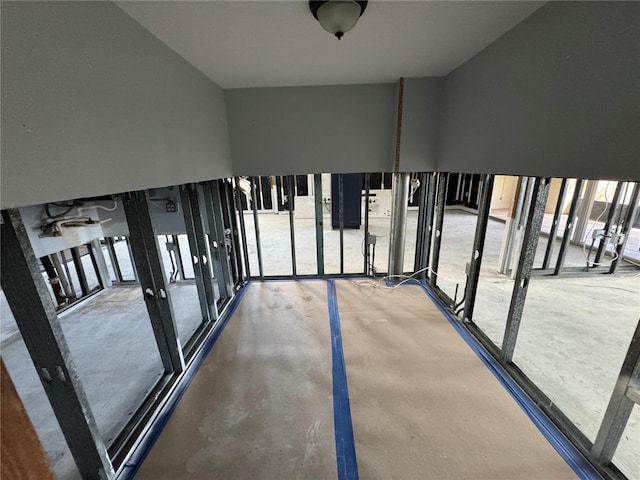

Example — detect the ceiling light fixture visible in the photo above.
[309,1,368,40]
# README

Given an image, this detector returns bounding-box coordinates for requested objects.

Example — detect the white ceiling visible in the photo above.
[116,1,545,89]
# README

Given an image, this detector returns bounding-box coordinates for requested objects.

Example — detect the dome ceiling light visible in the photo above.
[309,1,368,40]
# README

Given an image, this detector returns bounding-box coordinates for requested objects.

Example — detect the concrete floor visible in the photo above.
[138,280,578,479]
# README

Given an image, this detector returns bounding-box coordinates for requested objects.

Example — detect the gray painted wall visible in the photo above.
[1,1,233,209]
[438,1,640,181]
[398,77,444,173]
[225,84,397,176]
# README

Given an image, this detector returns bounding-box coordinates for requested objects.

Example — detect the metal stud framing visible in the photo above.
[1,209,115,480]
[233,178,251,281]
[609,182,640,274]
[364,173,371,275]
[553,179,584,275]
[501,178,551,362]
[202,181,233,299]
[339,173,345,275]
[591,321,640,464]
[430,173,447,286]
[180,184,218,323]
[592,181,624,267]
[251,176,264,278]
[462,175,494,322]
[314,174,325,275]
[288,175,298,277]
[122,191,184,373]
[541,178,568,270]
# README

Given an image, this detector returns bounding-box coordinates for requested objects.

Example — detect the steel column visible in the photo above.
[222,180,244,285]
[122,191,184,372]
[339,174,345,274]
[413,172,428,273]
[202,181,233,298]
[1,209,115,480]
[430,173,447,286]
[591,321,640,463]
[388,172,411,276]
[251,176,264,278]
[105,238,124,282]
[553,179,584,275]
[501,178,551,362]
[233,178,251,280]
[363,173,371,275]
[541,178,568,270]
[610,182,640,273]
[70,247,90,296]
[314,174,325,275]
[462,175,495,322]
[180,185,218,323]
[288,175,298,277]
[593,182,624,267]
[90,239,112,288]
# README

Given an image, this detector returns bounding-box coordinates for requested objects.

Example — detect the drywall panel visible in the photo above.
[438,2,640,181]
[399,77,444,173]
[225,84,397,176]
[1,1,233,209]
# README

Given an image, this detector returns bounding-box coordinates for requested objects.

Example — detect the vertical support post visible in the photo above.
[1,209,115,480]
[59,250,78,299]
[288,175,298,277]
[51,251,74,299]
[498,177,527,275]
[421,173,437,281]
[105,238,124,283]
[501,178,551,362]
[172,235,186,281]
[571,179,597,245]
[364,173,371,275]
[593,181,624,267]
[202,181,233,298]
[90,239,112,288]
[413,172,428,273]
[554,179,584,275]
[70,247,90,296]
[234,178,251,281]
[251,176,264,278]
[224,179,244,285]
[314,174,325,275]
[388,172,411,276]
[124,237,138,281]
[462,175,494,322]
[610,182,640,273]
[180,184,218,322]
[430,173,447,286]
[339,173,345,275]
[542,178,568,270]
[591,321,640,463]
[122,191,184,372]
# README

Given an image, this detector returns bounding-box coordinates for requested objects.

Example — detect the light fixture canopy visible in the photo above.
[310,1,368,40]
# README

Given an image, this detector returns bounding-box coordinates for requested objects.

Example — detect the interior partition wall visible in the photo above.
[0,178,242,479]
[424,172,640,480]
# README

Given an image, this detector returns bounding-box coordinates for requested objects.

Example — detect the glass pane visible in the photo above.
[513,275,639,442]
[612,404,640,480]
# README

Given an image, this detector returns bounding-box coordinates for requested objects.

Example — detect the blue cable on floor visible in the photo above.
[327,279,359,480]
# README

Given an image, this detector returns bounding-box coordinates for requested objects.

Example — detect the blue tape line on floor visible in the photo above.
[327,279,359,480]
[417,281,602,480]
[118,283,250,480]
